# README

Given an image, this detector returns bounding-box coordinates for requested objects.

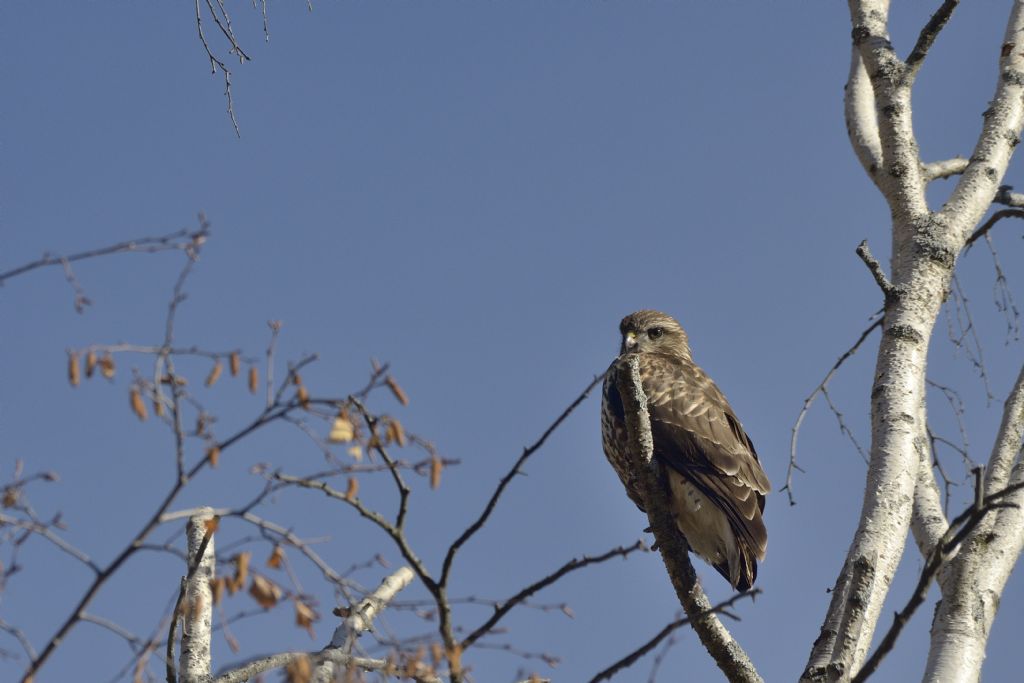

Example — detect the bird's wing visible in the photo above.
[638,353,769,557]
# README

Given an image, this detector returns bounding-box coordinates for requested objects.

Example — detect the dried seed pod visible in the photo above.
[248,366,259,394]
[385,375,409,406]
[229,351,240,376]
[297,385,310,408]
[205,360,223,387]
[68,351,81,387]
[207,445,221,467]
[130,388,147,421]
[229,552,251,594]
[85,350,97,377]
[99,353,115,379]
[388,418,407,447]
[152,398,165,417]
[430,456,442,490]
[344,477,359,501]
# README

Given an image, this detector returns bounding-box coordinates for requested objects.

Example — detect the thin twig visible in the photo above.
[787,317,882,504]
[588,589,761,683]
[856,240,897,299]
[461,541,648,650]
[441,374,604,581]
[964,208,1024,249]
[983,233,1021,342]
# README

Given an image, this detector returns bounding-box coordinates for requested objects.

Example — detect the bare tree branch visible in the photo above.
[615,356,762,683]
[588,589,761,683]
[923,158,969,182]
[963,208,1024,249]
[313,566,416,683]
[0,224,208,310]
[787,317,881,504]
[905,0,961,73]
[460,541,648,650]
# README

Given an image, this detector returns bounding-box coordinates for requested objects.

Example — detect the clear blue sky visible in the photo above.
[2,2,1022,682]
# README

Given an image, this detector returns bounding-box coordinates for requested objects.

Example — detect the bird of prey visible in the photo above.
[601,310,769,591]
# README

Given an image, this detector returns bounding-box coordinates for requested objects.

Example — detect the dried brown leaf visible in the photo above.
[85,350,97,378]
[207,445,221,467]
[266,544,285,569]
[205,360,223,387]
[152,398,164,417]
[249,574,283,609]
[297,385,310,408]
[229,552,251,594]
[294,600,319,638]
[248,366,259,394]
[2,487,19,508]
[229,351,240,377]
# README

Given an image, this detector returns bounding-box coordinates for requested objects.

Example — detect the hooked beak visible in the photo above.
[623,331,638,351]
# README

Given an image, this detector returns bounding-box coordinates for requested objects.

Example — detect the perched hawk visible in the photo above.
[601,310,769,591]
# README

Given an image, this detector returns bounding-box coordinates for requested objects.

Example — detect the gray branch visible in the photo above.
[614,356,762,683]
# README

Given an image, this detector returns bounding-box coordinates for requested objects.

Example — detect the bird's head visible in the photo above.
[618,310,691,358]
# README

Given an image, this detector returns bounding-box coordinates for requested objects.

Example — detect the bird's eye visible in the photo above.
[648,327,664,339]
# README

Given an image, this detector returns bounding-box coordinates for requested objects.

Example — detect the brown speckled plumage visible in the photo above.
[600,310,769,590]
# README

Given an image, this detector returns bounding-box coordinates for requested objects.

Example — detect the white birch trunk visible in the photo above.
[804,2,1024,681]
[180,510,215,683]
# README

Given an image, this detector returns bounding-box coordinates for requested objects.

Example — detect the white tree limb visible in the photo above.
[984,364,1024,493]
[923,364,1024,683]
[804,1,993,679]
[938,2,1024,244]
[922,158,968,182]
[912,403,949,559]
[845,48,884,185]
[179,509,216,683]
[313,566,416,683]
